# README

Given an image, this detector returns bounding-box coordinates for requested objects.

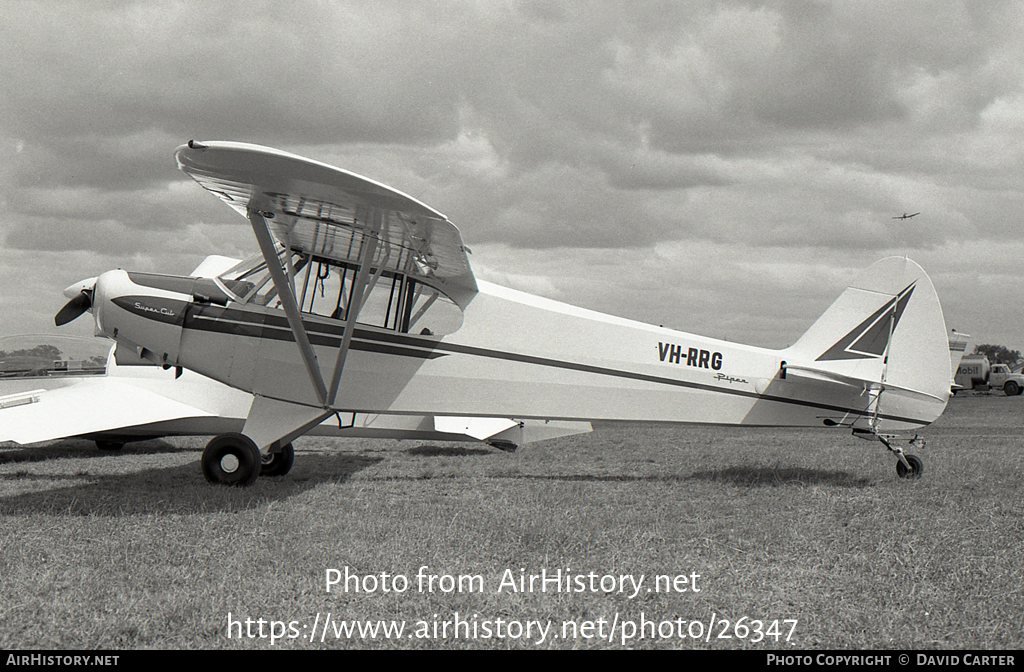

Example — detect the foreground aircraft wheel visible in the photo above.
[260,442,295,477]
[95,440,125,451]
[896,454,924,479]
[202,433,261,486]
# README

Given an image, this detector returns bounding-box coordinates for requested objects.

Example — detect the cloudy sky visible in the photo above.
[2,0,1022,352]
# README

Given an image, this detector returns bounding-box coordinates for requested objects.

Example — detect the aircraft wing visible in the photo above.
[0,379,213,445]
[174,141,477,307]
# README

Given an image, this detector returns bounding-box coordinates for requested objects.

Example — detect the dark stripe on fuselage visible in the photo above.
[183,304,446,359]
[424,340,929,425]
[126,302,933,425]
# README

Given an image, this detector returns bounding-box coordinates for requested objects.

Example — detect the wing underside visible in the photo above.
[174,141,477,308]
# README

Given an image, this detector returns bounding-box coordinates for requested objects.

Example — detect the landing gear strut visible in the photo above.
[202,433,261,486]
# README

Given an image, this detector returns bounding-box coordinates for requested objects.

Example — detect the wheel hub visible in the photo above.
[220,454,240,473]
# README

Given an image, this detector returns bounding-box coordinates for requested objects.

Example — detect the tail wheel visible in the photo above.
[202,433,261,486]
[1004,381,1020,396]
[896,454,924,479]
[260,442,295,477]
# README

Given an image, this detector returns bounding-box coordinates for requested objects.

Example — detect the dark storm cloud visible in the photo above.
[2,1,1023,347]
[0,2,467,147]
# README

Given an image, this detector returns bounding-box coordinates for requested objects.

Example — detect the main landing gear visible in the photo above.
[201,433,261,486]
[260,442,295,477]
[201,434,297,485]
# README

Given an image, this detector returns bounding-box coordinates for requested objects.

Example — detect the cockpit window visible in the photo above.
[218,251,463,334]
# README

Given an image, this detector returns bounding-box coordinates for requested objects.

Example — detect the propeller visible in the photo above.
[54,278,97,326]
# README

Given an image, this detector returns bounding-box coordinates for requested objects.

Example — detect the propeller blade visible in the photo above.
[54,291,92,326]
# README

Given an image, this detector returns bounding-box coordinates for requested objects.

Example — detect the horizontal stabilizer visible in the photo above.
[784,364,947,403]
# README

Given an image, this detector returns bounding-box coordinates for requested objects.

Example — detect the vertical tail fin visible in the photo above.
[786,257,950,427]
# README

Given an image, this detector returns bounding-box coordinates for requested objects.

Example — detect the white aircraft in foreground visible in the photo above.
[41,141,950,485]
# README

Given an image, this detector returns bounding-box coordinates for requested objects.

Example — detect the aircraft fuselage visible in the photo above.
[90,268,939,433]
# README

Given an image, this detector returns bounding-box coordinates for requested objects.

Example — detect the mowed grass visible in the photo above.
[1,394,1022,650]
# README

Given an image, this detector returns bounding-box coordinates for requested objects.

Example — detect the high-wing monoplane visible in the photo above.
[45,141,951,485]
[892,212,920,220]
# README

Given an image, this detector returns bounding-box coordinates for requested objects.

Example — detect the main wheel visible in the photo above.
[260,442,295,477]
[896,454,924,479]
[202,433,261,486]
[1004,381,1019,396]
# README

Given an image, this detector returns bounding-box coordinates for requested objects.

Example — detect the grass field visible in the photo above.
[1,394,1022,650]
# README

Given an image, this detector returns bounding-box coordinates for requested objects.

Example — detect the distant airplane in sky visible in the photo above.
[892,212,920,220]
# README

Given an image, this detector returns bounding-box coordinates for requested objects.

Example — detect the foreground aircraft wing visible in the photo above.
[174,141,478,308]
[0,379,213,445]
[0,374,589,448]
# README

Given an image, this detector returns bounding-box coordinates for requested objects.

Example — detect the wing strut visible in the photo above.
[248,207,329,406]
[248,206,386,411]
[327,210,381,406]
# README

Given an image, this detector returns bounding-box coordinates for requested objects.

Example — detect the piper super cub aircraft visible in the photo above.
[50,141,950,486]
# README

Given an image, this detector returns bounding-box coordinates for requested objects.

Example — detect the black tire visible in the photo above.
[1004,381,1020,396]
[95,440,125,451]
[896,454,924,479]
[260,442,295,477]
[202,433,261,486]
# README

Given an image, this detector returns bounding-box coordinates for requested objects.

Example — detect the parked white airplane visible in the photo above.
[43,141,950,485]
